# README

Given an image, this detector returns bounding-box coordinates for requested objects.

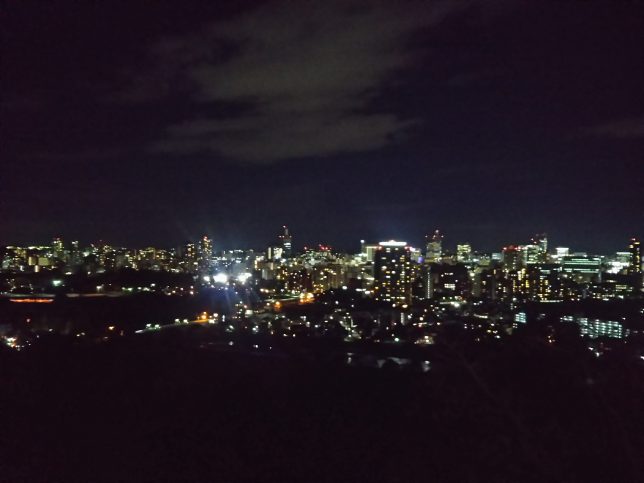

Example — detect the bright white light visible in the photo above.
[52,279,63,287]
[213,273,228,284]
[237,272,252,284]
[202,275,211,282]
[379,240,407,247]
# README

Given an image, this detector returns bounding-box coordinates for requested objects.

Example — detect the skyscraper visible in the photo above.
[425,263,471,300]
[523,233,548,264]
[198,236,213,272]
[532,233,548,254]
[522,244,542,265]
[425,230,443,263]
[279,226,292,258]
[70,240,81,267]
[502,245,522,272]
[52,237,64,259]
[183,242,198,272]
[373,240,413,306]
[628,238,642,275]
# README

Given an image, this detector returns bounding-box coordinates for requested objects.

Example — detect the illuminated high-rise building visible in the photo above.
[532,233,548,255]
[373,240,413,306]
[267,245,283,261]
[278,226,292,258]
[522,244,542,265]
[456,244,472,263]
[523,265,559,301]
[520,233,548,265]
[360,241,379,262]
[425,230,443,263]
[102,246,117,270]
[52,237,64,260]
[183,242,198,272]
[628,238,641,275]
[198,236,213,271]
[69,240,81,266]
[561,254,601,282]
[502,245,522,272]
[426,263,471,299]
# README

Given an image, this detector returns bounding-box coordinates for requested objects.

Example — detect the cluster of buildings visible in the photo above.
[1,230,641,307]
[1,228,642,354]
[256,230,642,307]
[0,236,218,274]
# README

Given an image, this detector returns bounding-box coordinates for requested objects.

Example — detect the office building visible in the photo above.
[561,254,601,281]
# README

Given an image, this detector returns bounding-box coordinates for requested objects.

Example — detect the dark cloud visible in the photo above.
[587,116,644,139]
[116,0,471,163]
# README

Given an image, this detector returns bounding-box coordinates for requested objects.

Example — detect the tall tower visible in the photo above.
[279,225,292,258]
[425,229,443,263]
[198,236,213,271]
[70,240,81,266]
[52,237,65,262]
[629,237,642,275]
[373,240,413,306]
[183,242,198,272]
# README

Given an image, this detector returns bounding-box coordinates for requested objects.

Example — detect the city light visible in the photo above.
[213,273,228,284]
[9,298,54,304]
[237,272,252,284]
[379,240,407,247]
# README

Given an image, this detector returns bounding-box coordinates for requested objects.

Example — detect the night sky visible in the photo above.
[3,1,643,253]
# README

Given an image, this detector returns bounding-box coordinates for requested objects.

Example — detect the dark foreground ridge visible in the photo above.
[2,331,644,483]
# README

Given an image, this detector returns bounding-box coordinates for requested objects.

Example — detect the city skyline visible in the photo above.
[3,1,643,251]
[1,229,641,256]
[2,229,640,318]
